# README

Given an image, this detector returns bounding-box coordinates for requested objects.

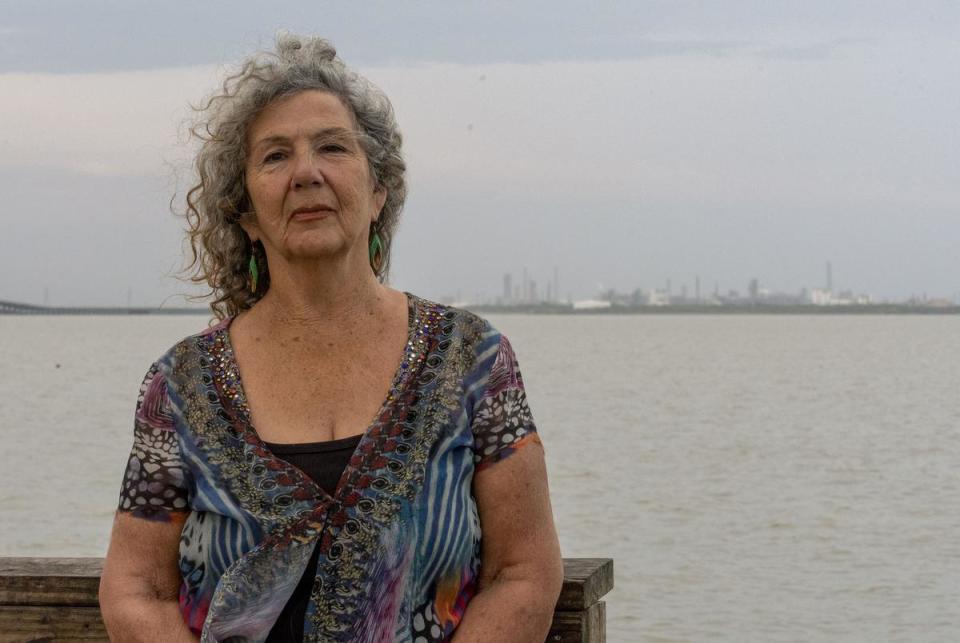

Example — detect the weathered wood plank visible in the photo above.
[0,559,102,607]
[1,557,613,642]
[0,605,107,641]
[0,604,610,643]
[0,558,614,609]
[557,558,614,610]
[546,602,606,642]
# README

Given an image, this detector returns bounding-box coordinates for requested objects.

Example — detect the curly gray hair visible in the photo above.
[182,33,407,319]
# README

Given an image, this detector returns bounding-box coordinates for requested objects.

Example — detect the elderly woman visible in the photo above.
[98,34,563,642]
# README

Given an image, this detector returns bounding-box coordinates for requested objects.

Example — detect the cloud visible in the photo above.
[0,66,220,176]
[3,43,958,204]
[4,1,957,73]
[751,37,870,61]
[2,35,958,302]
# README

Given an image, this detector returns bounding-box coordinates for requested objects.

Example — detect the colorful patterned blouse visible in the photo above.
[117,293,542,642]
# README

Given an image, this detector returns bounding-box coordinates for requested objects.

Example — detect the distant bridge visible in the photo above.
[0,300,207,315]
[0,300,49,314]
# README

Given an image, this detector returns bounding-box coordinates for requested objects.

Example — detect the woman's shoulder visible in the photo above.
[145,315,233,378]
[405,293,511,382]
[407,292,502,341]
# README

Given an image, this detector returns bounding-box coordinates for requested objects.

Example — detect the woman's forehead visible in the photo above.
[248,90,357,143]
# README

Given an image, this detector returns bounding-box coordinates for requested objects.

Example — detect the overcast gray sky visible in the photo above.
[2,1,958,305]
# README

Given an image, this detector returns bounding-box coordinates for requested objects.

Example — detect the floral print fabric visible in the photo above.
[117,293,541,642]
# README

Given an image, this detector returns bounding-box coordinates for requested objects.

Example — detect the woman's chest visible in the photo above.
[237,347,400,442]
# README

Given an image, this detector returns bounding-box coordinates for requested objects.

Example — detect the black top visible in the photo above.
[263,433,364,642]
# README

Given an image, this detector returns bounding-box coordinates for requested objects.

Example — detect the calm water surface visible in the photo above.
[2,313,958,642]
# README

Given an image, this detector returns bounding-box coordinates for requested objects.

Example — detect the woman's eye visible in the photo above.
[263,151,285,163]
[319,143,347,153]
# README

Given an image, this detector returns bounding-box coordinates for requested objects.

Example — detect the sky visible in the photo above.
[1,1,958,306]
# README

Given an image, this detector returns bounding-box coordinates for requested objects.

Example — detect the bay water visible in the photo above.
[1,313,958,642]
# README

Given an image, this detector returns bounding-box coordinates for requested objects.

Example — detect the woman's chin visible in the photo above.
[278,240,357,265]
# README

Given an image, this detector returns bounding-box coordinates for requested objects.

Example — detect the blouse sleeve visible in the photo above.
[471,333,542,472]
[117,362,189,521]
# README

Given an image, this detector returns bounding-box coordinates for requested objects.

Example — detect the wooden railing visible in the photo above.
[0,557,613,642]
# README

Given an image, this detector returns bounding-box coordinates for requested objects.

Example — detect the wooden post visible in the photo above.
[0,557,613,642]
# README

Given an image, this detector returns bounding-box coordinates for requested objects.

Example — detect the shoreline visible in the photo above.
[3,302,959,316]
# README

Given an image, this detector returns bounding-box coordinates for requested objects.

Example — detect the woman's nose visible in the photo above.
[289,151,324,189]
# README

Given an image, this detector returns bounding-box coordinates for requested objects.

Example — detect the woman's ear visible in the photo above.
[237,214,260,242]
[372,188,388,223]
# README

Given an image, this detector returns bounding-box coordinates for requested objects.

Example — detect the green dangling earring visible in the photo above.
[248,243,260,293]
[369,224,384,275]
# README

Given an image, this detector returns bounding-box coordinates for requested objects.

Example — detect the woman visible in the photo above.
[98,34,564,642]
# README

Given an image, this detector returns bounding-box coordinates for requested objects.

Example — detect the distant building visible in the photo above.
[647,289,670,306]
[573,299,613,310]
[810,289,833,305]
[810,289,871,305]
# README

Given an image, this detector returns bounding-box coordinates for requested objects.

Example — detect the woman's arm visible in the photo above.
[452,438,564,643]
[99,512,198,642]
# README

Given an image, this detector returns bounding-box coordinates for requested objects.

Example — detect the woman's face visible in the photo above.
[241,90,387,269]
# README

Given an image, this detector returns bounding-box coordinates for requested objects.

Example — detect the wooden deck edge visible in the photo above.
[1,557,614,609]
[0,604,608,643]
[1,557,614,642]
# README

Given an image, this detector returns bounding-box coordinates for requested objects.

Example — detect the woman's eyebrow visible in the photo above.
[251,127,356,151]
[310,128,359,144]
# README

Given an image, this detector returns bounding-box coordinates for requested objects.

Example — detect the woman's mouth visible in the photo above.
[291,205,334,221]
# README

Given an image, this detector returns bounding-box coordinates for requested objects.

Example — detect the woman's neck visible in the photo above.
[247,259,391,333]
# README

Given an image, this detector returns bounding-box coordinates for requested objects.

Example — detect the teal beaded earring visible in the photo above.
[369,223,384,275]
[247,241,260,293]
